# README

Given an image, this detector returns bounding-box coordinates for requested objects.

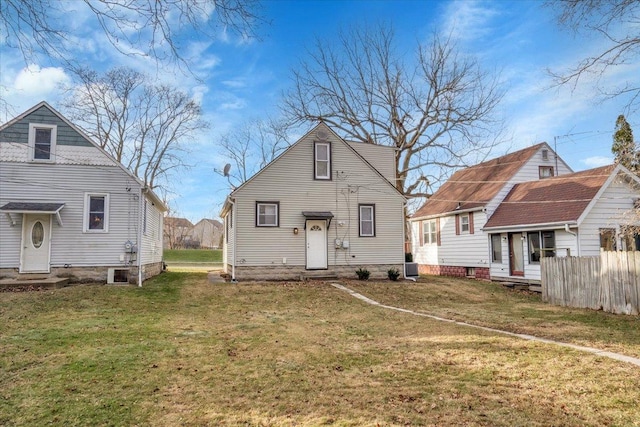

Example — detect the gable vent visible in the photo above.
[316,130,328,140]
[542,149,549,160]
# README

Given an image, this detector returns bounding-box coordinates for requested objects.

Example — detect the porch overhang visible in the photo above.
[0,202,65,227]
[302,211,334,228]
[482,220,578,234]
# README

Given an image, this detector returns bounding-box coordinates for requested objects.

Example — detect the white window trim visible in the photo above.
[359,204,375,237]
[314,141,331,180]
[423,219,437,244]
[83,193,110,233]
[256,202,279,227]
[28,123,57,162]
[460,214,470,233]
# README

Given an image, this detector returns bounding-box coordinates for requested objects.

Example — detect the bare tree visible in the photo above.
[281,24,504,205]
[63,67,209,190]
[218,117,291,187]
[0,0,264,73]
[548,0,640,112]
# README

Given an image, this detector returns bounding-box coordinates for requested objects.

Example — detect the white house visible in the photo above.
[0,101,166,284]
[221,122,406,281]
[411,142,640,283]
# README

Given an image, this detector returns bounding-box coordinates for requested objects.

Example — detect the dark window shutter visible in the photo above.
[419,221,424,245]
[455,214,460,235]
[436,218,441,246]
[469,212,474,234]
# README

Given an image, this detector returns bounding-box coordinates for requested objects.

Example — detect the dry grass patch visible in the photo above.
[346,276,640,359]
[1,273,639,426]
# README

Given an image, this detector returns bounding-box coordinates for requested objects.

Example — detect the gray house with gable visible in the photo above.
[0,101,166,284]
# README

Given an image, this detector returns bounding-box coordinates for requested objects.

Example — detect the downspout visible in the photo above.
[138,187,144,287]
[229,197,237,281]
[564,224,578,256]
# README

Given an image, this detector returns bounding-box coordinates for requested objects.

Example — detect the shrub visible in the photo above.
[387,268,400,281]
[356,268,370,280]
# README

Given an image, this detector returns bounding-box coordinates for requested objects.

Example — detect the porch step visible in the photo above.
[0,276,70,290]
[502,282,531,291]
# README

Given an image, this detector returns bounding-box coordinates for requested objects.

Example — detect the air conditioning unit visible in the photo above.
[107,268,130,284]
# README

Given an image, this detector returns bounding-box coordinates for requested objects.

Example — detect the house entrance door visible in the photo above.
[21,214,52,273]
[508,232,524,277]
[306,220,328,269]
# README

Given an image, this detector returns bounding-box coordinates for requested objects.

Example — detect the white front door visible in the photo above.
[21,214,52,273]
[306,220,327,269]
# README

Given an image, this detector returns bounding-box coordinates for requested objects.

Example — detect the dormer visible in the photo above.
[28,123,57,162]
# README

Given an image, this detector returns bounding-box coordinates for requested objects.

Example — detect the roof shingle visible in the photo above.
[483,165,615,229]
[412,143,547,218]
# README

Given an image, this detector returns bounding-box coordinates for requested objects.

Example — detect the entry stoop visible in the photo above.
[0,275,70,290]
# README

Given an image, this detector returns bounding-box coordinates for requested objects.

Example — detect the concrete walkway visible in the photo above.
[331,283,640,368]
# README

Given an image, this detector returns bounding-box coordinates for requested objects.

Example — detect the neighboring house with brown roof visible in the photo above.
[411,142,640,284]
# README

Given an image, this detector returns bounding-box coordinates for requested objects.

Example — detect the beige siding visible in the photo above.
[140,195,164,265]
[346,141,397,184]
[231,127,404,269]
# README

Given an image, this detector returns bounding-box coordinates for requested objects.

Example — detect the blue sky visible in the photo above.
[1,0,638,222]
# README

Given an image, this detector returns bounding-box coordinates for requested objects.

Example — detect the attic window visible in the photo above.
[29,123,57,162]
[314,141,331,180]
[539,166,554,179]
[542,149,549,161]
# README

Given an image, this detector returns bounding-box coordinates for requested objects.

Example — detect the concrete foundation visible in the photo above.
[227,263,404,281]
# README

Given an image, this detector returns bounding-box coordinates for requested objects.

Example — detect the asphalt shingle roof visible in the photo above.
[484,165,614,229]
[412,143,546,218]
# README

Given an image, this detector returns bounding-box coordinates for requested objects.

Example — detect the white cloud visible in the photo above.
[0,65,70,120]
[583,156,613,168]
[441,0,500,42]
[14,65,70,95]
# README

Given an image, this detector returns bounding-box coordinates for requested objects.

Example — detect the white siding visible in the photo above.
[412,212,490,268]
[579,176,640,255]
[0,162,144,268]
[411,220,440,265]
[231,127,404,268]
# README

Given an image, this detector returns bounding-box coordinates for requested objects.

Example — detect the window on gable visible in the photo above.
[491,234,502,263]
[29,123,57,161]
[599,228,616,251]
[539,166,554,179]
[256,202,279,227]
[422,219,437,244]
[359,204,375,237]
[314,141,331,180]
[84,193,109,232]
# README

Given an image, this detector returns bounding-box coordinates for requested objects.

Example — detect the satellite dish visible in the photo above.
[223,163,231,177]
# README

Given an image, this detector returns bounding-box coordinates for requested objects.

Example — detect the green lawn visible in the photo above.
[163,249,222,262]
[1,273,639,426]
